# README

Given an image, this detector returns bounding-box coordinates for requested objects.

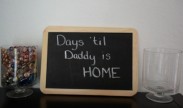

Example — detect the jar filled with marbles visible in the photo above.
[1,46,37,98]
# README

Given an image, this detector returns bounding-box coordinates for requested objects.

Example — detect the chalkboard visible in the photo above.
[40,26,138,96]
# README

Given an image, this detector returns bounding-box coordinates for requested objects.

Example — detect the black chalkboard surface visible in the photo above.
[40,26,138,96]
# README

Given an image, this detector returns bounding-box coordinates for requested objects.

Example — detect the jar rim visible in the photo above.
[144,48,183,54]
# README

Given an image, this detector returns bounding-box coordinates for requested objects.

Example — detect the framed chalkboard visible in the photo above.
[40,26,138,96]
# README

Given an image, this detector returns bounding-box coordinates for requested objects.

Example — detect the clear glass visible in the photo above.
[142,48,182,103]
[1,46,37,98]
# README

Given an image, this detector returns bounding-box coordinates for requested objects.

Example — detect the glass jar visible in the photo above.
[142,48,183,103]
[1,46,37,98]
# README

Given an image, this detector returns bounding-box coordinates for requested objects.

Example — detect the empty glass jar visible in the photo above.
[142,48,183,103]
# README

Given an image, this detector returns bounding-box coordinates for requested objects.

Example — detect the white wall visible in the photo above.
[0,0,183,94]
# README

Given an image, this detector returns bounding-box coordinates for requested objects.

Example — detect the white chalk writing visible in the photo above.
[57,34,84,50]
[56,34,121,79]
[64,50,96,66]
[83,67,120,78]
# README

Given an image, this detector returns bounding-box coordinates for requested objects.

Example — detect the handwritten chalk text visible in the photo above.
[57,34,84,50]
[83,67,120,78]
[65,50,96,66]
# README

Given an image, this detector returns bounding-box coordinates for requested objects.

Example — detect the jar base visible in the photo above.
[146,92,173,103]
[6,88,33,98]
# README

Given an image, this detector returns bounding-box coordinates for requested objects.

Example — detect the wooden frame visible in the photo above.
[40,26,138,96]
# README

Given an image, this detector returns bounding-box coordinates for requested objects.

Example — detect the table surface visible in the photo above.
[0,88,183,108]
